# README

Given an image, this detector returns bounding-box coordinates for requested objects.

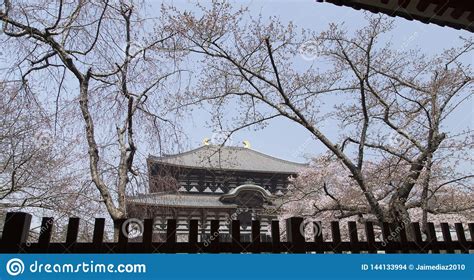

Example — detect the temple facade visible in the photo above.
[126,144,307,241]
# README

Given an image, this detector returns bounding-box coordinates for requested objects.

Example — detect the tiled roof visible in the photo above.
[148,145,307,174]
[127,193,238,208]
[317,0,474,32]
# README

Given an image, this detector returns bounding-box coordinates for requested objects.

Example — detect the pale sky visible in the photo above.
[148,0,473,163]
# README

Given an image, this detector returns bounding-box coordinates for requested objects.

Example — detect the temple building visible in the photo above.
[317,0,474,32]
[126,143,307,241]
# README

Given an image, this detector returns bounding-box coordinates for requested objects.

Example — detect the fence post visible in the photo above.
[314,221,324,254]
[399,226,409,253]
[165,219,177,253]
[37,217,54,253]
[271,220,280,253]
[348,221,359,254]
[426,222,439,254]
[440,223,454,253]
[231,220,241,253]
[364,222,376,253]
[92,218,105,253]
[142,219,154,247]
[188,220,199,253]
[115,219,128,253]
[65,217,80,253]
[411,222,427,253]
[251,220,261,253]
[166,219,177,243]
[454,223,468,253]
[209,220,220,253]
[331,221,342,253]
[381,223,395,254]
[1,212,32,253]
[286,217,305,253]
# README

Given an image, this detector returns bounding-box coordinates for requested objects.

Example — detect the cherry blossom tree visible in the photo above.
[162,1,473,235]
[0,0,185,235]
[0,80,109,240]
[281,154,473,236]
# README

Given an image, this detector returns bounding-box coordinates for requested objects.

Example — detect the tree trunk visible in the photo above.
[113,219,122,242]
[421,156,433,235]
[387,196,414,241]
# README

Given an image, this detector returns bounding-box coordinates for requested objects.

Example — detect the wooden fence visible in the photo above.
[0,212,472,253]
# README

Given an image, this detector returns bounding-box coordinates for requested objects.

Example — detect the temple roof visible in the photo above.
[317,0,474,32]
[127,193,237,208]
[148,145,308,174]
[127,186,281,209]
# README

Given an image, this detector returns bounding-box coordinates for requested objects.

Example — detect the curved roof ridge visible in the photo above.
[241,146,307,166]
[222,184,273,198]
[152,145,306,165]
[148,144,308,173]
[153,145,210,159]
